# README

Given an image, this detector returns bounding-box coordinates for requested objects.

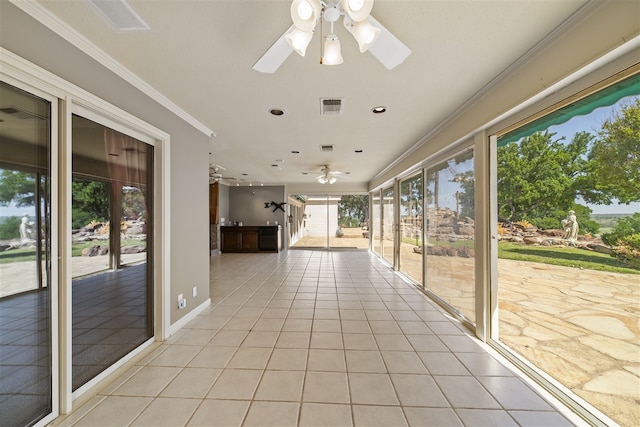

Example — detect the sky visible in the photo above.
[547,95,639,216]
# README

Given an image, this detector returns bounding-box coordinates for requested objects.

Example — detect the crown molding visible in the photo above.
[9,0,216,138]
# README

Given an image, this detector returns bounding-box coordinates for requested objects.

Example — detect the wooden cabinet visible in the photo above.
[221,226,280,253]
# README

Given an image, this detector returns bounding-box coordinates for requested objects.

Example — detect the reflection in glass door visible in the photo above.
[71,114,153,391]
[381,186,395,265]
[0,82,53,426]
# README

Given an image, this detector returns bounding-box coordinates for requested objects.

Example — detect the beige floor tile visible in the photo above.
[206,369,263,400]
[314,309,340,319]
[146,345,201,367]
[313,319,342,332]
[299,403,353,427]
[227,347,272,369]
[405,334,449,352]
[254,370,305,401]
[390,374,449,407]
[267,348,308,370]
[352,405,408,427]
[131,397,200,426]
[208,330,249,347]
[286,309,315,320]
[341,320,372,334]
[73,396,152,426]
[222,317,256,330]
[243,401,300,426]
[349,373,399,405]
[113,366,181,397]
[339,309,367,320]
[276,331,312,348]
[242,330,279,347]
[307,349,347,372]
[343,333,379,350]
[381,351,428,374]
[345,350,387,373]
[374,334,413,351]
[188,346,236,368]
[173,329,216,346]
[402,407,463,427]
[310,332,344,349]
[397,321,433,334]
[252,318,285,331]
[187,399,250,427]
[303,371,350,404]
[369,320,403,334]
[160,367,221,398]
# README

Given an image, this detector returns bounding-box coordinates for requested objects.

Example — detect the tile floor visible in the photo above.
[54,250,578,426]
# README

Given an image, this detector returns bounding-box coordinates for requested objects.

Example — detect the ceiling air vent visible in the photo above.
[320,98,343,115]
[320,145,334,152]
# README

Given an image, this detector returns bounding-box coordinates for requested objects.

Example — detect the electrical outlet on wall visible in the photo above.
[178,293,186,309]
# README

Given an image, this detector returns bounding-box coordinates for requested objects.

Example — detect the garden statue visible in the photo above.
[19,213,34,243]
[561,210,579,243]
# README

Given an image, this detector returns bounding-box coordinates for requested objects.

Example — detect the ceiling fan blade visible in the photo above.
[253,25,296,73]
[366,16,411,70]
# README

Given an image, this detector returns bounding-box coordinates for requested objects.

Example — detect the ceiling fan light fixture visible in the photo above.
[291,0,321,32]
[285,28,314,56]
[348,19,380,52]
[322,35,343,65]
[344,0,374,21]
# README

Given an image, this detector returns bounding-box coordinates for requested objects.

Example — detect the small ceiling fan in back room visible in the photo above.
[253,0,411,73]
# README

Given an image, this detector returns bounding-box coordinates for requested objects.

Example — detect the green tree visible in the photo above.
[0,170,37,207]
[338,195,369,227]
[72,178,110,228]
[588,97,640,204]
[498,131,590,221]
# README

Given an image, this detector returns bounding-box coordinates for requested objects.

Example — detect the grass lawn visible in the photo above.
[498,242,639,275]
[0,239,144,264]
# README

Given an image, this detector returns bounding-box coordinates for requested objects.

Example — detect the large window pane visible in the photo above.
[381,187,394,265]
[425,148,475,323]
[71,114,153,391]
[495,79,640,426]
[0,82,52,426]
[291,194,369,249]
[399,173,423,285]
[371,191,380,255]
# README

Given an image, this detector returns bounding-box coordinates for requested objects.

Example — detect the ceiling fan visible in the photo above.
[209,164,236,183]
[305,165,349,184]
[253,0,411,73]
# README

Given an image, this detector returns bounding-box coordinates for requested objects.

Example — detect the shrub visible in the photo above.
[602,213,640,246]
[0,216,21,240]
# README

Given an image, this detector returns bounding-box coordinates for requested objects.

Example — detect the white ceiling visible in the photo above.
[37,0,587,188]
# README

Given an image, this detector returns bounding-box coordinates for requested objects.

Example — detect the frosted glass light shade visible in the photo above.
[350,19,380,52]
[322,35,343,65]
[343,0,374,21]
[285,28,314,56]
[291,0,321,32]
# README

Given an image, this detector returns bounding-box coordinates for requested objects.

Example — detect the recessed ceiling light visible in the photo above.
[372,106,387,114]
[270,109,285,116]
[355,149,363,153]
[241,173,248,176]
[291,150,300,154]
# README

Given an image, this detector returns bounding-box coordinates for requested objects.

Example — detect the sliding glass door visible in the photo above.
[290,194,369,249]
[399,173,423,285]
[0,82,53,426]
[71,114,153,391]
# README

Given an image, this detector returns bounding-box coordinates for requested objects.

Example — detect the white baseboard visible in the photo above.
[169,298,211,336]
